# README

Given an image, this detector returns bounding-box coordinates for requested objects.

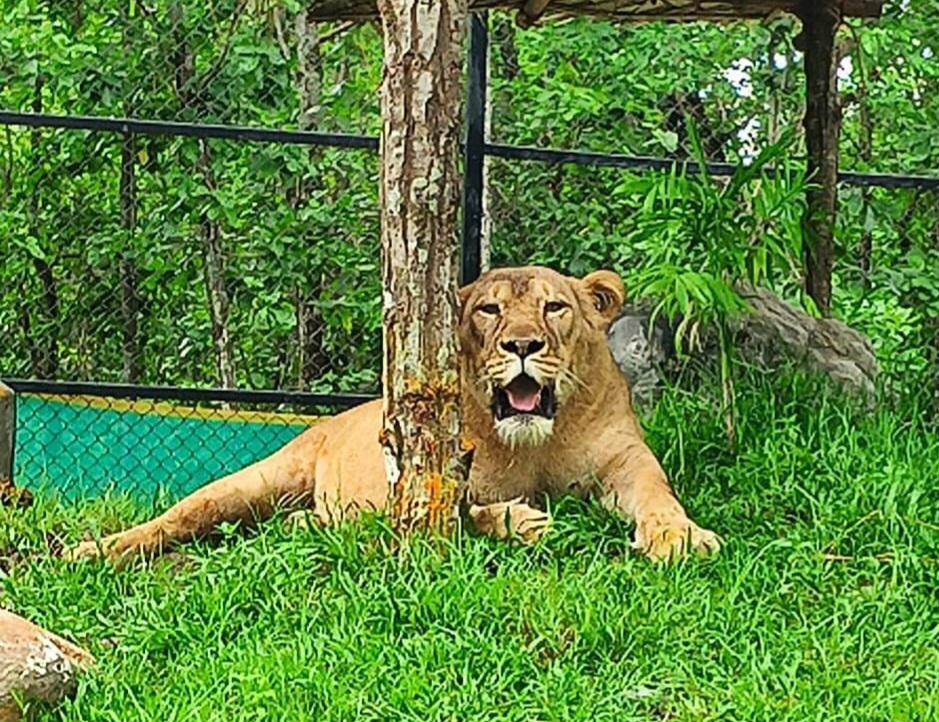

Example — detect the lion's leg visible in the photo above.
[66,432,321,563]
[468,498,550,544]
[600,445,720,562]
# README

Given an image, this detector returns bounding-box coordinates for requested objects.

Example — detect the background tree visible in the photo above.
[0,1,935,401]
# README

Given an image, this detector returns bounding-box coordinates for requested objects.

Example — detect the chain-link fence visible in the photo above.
[6,383,370,504]
[1,4,937,504]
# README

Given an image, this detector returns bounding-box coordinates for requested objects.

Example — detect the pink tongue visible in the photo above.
[506,387,540,412]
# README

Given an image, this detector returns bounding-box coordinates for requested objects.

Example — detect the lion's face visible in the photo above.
[459,267,625,447]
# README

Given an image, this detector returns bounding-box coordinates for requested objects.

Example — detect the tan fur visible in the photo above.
[66,266,719,564]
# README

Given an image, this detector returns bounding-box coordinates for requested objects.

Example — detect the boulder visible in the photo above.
[608,285,879,405]
[732,283,878,396]
[0,610,94,722]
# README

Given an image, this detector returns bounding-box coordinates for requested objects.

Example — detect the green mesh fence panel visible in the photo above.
[14,395,310,503]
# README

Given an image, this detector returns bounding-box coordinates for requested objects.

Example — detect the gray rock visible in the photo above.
[607,303,674,409]
[607,285,879,407]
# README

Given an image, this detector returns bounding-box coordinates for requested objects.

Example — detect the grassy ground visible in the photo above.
[2,371,938,721]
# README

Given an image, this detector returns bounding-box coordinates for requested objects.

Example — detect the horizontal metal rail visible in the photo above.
[485,142,939,190]
[2,110,936,190]
[0,111,379,150]
[1,379,376,410]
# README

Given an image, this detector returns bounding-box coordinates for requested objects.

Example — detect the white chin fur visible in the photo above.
[494,415,554,448]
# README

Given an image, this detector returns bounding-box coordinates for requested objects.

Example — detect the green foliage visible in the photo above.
[0,2,937,398]
[618,133,806,349]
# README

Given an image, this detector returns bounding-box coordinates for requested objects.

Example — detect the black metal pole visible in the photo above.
[461,11,488,286]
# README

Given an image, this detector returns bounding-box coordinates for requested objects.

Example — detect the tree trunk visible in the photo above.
[799,0,842,318]
[293,9,329,390]
[378,0,472,537]
[30,257,59,378]
[480,51,493,274]
[120,10,142,384]
[196,139,237,390]
[28,74,59,380]
[294,277,327,388]
[306,0,885,22]
[120,123,142,384]
[0,382,13,488]
[852,35,874,287]
[296,11,323,133]
[170,6,237,389]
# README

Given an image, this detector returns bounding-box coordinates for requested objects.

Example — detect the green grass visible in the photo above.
[2,371,939,721]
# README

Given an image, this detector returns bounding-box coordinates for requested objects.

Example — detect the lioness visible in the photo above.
[67,266,718,563]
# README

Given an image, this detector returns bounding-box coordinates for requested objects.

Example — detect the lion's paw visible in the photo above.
[470,498,551,545]
[62,539,106,562]
[63,533,133,564]
[633,517,720,563]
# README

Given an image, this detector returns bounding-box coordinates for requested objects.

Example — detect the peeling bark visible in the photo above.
[379,0,472,537]
[480,23,493,273]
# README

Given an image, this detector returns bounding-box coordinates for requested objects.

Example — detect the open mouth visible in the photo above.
[492,374,557,421]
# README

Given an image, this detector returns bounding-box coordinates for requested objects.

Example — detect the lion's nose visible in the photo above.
[501,338,545,358]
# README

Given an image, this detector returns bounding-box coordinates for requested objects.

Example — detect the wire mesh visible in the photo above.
[0,127,382,393]
[10,390,353,504]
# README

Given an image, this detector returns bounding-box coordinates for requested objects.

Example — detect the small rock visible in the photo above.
[0,610,94,722]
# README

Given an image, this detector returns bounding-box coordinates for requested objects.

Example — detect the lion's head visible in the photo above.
[459,266,625,447]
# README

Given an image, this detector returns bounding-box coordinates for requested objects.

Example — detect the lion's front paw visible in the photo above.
[634,517,720,562]
[469,498,551,544]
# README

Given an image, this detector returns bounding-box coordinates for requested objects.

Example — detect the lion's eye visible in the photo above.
[476,303,500,316]
[544,301,568,314]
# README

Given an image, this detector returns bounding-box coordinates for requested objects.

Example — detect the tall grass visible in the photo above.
[2,370,937,721]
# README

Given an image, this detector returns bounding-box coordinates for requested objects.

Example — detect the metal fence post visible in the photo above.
[0,381,14,486]
[461,11,488,286]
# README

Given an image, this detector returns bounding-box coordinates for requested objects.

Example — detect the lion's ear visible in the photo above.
[582,270,625,321]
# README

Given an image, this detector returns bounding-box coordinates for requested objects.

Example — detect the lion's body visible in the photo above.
[68,267,718,563]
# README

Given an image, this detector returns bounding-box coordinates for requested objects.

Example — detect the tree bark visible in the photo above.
[0,382,13,488]
[378,0,472,537]
[293,10,329,390]
[799,0,842,318]
[120,123,142,384]
[851,33,874,287]
[120,9,143,384]
[170,5,237,389]
[196,139,237,390]
[480,54,493,274]
[26,72,59,379]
